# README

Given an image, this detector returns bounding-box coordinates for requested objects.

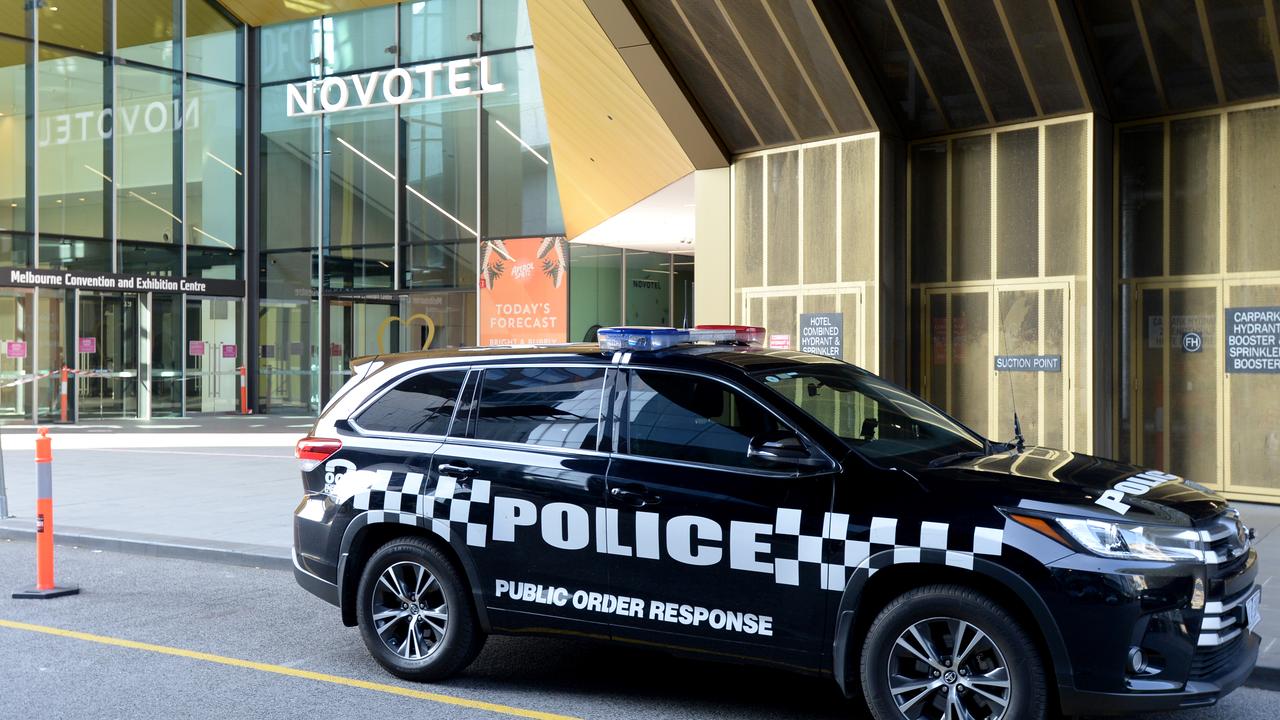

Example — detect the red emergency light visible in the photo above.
[694,325,765,346]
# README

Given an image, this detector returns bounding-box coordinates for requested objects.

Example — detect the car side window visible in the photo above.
[472,366,606,450]
[624,369,780,468]
[354,369,467,436]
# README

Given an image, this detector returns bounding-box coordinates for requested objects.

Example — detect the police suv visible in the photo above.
[293,326,1260,720]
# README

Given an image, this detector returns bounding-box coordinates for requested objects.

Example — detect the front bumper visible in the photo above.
[1059,630,1258,714]
[1040,539,1259,715]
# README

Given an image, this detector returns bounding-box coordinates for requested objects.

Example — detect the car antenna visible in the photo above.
[1006,367,1025,453]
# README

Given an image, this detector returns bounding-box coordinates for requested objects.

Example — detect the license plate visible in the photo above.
[1246,588,1262,633]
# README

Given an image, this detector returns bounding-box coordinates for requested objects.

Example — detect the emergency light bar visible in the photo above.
[597,325,765,352]
[695,324,766,346]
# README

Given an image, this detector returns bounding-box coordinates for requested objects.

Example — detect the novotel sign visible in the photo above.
[286,57,503,117]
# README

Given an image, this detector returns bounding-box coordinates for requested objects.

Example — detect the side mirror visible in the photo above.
[748,430,823,468]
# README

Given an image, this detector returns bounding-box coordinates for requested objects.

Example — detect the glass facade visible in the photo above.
[0,0,245,422]
[567,246,692,342]
[257,0,565,414]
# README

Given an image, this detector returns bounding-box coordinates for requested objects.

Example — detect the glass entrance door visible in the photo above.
[186,297,242,414]
[323,298,396,404]
[0,290,34,420]
[77,292,139,419]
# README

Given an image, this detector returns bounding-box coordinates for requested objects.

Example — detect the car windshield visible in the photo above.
[752,364,988,470]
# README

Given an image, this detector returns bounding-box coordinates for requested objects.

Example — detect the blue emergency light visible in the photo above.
[597,325,763,352]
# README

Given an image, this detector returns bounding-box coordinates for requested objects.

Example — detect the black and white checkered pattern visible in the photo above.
[353,470,492,547]
[772,509,1004,591]
[352,471,1004,591]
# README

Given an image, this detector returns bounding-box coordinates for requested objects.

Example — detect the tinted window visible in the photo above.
[473,367,605,450]
[355,370,467,436]
[625,370,779,468]
[752,365,985,470]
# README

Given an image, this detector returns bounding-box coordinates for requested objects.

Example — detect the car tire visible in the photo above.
[859,584,1047,720]
[356,536,484,682]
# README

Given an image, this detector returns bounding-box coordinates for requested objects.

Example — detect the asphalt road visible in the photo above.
[0,540,1274,720]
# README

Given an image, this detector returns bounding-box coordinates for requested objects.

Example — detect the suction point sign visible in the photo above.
[285,57,503,117]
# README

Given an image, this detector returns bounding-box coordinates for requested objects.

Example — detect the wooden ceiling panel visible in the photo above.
[527,0,694,238]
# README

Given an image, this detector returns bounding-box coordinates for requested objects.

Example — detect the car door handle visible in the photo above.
[610,487,660,507]
[438,463,476,478]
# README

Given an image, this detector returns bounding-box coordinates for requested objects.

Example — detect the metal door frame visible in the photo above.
[73,289,143,421]
[320,295,399,405]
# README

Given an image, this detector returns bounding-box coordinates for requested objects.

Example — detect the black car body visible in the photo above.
[293,341,1260,719]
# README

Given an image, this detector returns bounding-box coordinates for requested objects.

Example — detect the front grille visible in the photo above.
[1199,513,1249,572]
[1189,632,1246,680]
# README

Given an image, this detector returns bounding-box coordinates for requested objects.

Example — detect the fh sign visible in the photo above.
[286,57,503,117]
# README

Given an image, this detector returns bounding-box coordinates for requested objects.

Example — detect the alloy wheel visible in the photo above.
[886,616,1011,720]
[370,560,449,660]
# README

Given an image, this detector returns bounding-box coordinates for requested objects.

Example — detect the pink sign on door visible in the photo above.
[5,341,26,359]
[768,334,790,350]
[222,344,237,358]
[188,340,206,356]
[78,337,97,354]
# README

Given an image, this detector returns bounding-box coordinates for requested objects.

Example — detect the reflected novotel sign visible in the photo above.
[285,57,503,117]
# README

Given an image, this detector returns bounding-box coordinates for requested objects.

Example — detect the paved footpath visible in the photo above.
[0,541,1276,720]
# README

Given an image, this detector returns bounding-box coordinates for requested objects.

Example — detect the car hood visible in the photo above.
[921,446,1228,526]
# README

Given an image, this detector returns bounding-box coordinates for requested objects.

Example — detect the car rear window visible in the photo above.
[354,369,467,436]
[472,366,606,450]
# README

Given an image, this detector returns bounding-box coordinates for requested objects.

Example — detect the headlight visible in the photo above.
[1056,518,1202,562]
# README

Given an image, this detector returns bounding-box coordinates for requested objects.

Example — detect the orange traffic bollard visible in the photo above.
[239,366,250,415]
[12,428,79,599]
[59,366,69,423]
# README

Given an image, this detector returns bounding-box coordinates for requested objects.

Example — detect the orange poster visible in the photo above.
[478,236,568,346]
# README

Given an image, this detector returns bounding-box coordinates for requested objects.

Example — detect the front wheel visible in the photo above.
[356,537,484,681]
[859,585,1047,720]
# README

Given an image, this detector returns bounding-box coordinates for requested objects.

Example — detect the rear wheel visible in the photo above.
[860,585,1046,720]
[356,537,484,681]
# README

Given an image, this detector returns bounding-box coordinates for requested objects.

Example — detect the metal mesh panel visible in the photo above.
[1227,106,1280,272]
[1227,284,1280,491]
[1170,116,1220,276]
[951,291,991,438]
[841,138,877,283]
[1045,120,1088,277]
[734,156,764,288]
[997,290,1041,444]
[995,129,1039,280]
[1168,287,1219,486]
[803,144,837,284]
[951,135,991,282]
[766,295,797,351]
[766,151,800,286]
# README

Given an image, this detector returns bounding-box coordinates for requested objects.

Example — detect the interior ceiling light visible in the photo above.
[192,226,233,249]
[83,164,113,183]
[206,151,242,176]
[494,119,548,165]
[127,191,181,224]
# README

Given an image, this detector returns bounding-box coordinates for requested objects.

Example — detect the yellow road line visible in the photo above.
[0,619,578,720]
